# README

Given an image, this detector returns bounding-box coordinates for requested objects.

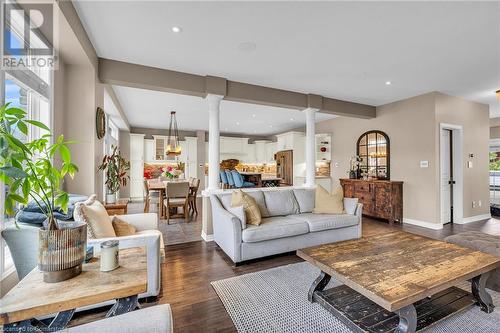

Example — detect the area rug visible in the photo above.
[211,262,500,333]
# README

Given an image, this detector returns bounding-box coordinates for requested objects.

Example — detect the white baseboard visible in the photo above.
[201,231,214,242]
[455,214,491,224]
[403,218,443,230]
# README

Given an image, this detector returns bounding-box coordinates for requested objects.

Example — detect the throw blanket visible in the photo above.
[16,194,88,226]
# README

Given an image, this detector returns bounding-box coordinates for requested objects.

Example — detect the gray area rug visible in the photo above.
[211,262,500,333]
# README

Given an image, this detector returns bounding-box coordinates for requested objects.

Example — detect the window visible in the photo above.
[0,60,52,280]
[490,141,500,204]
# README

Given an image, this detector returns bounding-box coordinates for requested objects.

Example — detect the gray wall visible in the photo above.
[119,130,131,198]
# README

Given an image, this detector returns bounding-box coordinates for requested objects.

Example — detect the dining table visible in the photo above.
[147,179,195,218]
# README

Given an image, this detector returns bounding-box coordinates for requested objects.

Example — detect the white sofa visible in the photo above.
[210,188,362,264]
[56,304,173,333]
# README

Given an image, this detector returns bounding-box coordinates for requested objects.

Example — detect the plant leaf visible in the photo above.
[0,166,28,178]
[17,121,28,135]
[25,120,50,131]
[5,107,26,116]
[59,145,71,163]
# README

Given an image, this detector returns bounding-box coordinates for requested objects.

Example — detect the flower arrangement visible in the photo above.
[162,164,183,180]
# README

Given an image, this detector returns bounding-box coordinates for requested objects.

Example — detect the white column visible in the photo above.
[206,94,223,190]
[304,107,318,187]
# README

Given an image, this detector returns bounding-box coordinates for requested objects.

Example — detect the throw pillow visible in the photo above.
[81,200,116,238]
[231,190,262,226]
[313,185,344,214]
[343,198,359,215]
[112,216,137,236]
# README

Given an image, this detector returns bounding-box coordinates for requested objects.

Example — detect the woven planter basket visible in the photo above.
[38,222,87,283]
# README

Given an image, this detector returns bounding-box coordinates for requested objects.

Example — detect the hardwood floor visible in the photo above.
[72,215,500,332]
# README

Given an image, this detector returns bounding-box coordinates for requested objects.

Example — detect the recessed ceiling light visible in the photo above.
[236,121,240,125]
[252,114,256,118]
[253,130,257,133]
[171,26,182,33]
[269,125,273,128]
[290,118,295,121]
[385,81,392,85]
[224,128,228,131]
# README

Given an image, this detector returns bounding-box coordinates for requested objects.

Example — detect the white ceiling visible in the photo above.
[73,1,500,122]
[112,85,334,135]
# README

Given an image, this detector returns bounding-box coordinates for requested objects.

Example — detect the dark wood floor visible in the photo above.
[72,216,500,332]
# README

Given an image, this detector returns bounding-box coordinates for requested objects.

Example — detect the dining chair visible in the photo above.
[219,170,229,189]
[164,181,190,224]
[188,178,201,215]
[231,170,256,188]
[144,179,161,213]
[225,170,235,188]
[2,226,39,280]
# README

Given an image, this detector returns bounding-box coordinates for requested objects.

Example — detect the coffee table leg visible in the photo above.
[472,272,494,313]
[106,295,139,317]
[308,271,331,302]
[395,304,417,333]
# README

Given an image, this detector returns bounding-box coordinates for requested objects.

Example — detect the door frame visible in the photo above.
[439,123,463,225]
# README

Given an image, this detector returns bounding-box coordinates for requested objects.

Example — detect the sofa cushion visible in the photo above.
[231,190,262,226]
[218,191,270,217]
[241,216,309,243]
[293,188,315,213]
[74,195,116,239]
[263,190,300,216]
[313,185,344,214]
[288,213,358,232]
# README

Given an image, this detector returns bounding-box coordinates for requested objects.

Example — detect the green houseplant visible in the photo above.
[98,145,130,204]
[0,103,85,282]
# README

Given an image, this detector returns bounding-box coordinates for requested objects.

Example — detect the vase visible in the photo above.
[349,170,357,179]
[106,192,117,204]
[38,221,87,283]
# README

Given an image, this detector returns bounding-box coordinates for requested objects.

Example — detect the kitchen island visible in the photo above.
[240,172,282,187]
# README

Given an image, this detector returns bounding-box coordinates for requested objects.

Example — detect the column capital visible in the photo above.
[302,107,320,113]
[205,93,224,103]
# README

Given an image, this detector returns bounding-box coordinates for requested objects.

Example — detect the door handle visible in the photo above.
[448,180,456,185]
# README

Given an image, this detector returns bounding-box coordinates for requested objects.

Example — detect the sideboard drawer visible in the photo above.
[354,183,371,193]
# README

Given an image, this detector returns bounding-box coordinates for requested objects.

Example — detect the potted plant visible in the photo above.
[98,145,130,204]
[0,103,85,282]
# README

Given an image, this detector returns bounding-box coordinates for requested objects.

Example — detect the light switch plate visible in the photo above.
[420,161,429,168]
[467,161,473,168]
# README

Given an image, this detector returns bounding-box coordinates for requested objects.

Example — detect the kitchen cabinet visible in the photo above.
[266,142,277,162]
[144,139,155,162]
[254,140,271,163]
[340,179,403,224]
[129,134,145,200]
[245,143,256,163]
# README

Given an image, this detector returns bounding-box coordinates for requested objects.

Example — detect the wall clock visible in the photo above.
[96,107,106,139]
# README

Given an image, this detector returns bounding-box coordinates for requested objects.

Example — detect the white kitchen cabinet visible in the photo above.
[245,143,256,163]
[254,140,270,162]
[130,134,145,200]
[144,139,155,162]
[266,142,277,162]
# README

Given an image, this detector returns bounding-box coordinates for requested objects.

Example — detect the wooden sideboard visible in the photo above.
[340,179,403,224]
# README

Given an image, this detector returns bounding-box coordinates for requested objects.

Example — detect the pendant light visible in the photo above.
[166,111,182,156]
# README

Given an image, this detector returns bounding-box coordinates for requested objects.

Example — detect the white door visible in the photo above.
[441,129,452,224]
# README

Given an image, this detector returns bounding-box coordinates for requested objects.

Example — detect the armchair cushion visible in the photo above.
[74,195,116,238]
[112,216,136,236]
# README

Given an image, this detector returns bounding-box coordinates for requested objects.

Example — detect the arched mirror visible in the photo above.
[356,130,390,180]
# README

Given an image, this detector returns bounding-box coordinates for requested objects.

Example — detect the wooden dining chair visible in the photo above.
[188,178,201,216]
[164,181,190,224]
[144,179,161,213]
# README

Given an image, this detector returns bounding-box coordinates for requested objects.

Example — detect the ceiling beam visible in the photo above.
[98,58,376,119]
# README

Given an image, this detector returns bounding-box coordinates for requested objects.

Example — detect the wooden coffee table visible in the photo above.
[297,231,500,333]
[0,248,147,332]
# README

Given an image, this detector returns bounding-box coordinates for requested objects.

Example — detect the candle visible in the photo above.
[100,240,119,272]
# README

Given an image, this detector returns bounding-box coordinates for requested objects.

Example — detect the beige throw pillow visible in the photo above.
[231,190,262,226]
[81,201,116,238]
[112,216,136,236]
[313,185,344,214]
